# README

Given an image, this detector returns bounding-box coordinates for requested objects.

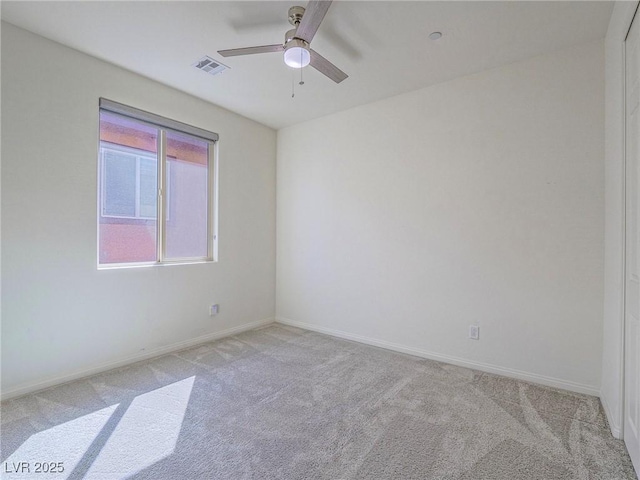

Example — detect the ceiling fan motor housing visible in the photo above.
[285,29,297,44]
[284,38,309,50]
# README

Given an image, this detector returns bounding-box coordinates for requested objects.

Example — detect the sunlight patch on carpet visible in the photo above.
[3,404,119,479]
[85,376,195,479]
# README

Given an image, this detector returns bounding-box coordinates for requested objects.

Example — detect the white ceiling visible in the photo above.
[1,1,613,129]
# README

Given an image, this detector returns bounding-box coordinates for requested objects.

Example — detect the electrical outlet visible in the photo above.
[469,325,479,340]
[209,304,219,316]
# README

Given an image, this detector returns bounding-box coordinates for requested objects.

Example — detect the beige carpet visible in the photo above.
[1,324,636,479]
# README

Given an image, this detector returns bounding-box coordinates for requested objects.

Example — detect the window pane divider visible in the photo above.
[157,130,167,263]
[134,157,141,218]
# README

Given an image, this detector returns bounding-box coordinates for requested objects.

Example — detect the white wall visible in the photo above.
[1,23,277,398]
[601,1,639,440]
[277,40,605,394]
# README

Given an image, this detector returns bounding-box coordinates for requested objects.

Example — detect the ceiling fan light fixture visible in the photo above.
[284,40,310,68]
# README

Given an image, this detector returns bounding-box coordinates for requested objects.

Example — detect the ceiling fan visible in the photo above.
[218,0,348,84]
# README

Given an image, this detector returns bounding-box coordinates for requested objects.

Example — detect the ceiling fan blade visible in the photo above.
[218,44,283,57]
[309,49,348,83]
[295,0,332,44]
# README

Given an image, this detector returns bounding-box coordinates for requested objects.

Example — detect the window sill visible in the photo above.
[98,259,215,270]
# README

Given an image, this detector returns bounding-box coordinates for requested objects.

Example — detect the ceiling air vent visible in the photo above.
[193,56,229,76]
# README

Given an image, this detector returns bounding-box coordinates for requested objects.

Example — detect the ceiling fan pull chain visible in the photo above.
[291,67,295,98]
[299,50,305,86]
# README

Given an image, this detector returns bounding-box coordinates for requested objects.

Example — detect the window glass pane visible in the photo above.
[99,112,158,264]
[103,150,136,217]
[165,131,209,259]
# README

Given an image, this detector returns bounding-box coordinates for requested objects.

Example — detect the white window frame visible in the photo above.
[98,99,218,268]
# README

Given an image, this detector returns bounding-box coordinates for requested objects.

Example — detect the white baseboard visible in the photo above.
[600,392,623,439]
[1,317,275,401]
[276,317,600,397]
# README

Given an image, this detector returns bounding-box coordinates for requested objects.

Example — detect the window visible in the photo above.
[98,99,217,266]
